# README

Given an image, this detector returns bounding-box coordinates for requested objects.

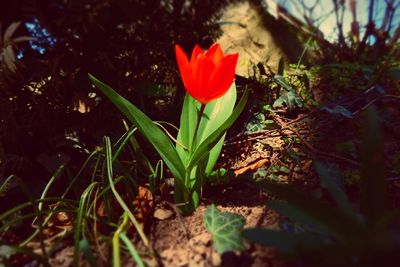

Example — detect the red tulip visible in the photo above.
[175,43,239,104]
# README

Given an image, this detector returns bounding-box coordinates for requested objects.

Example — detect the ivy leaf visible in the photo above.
[272,75,303,109]
[204,204,246,253]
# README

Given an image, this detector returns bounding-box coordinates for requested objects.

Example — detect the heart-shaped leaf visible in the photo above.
[204,204,245,254]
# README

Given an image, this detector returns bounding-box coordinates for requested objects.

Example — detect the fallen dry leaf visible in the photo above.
[234,158,269,176]
[132,186,154,221]
[301,159,313,173]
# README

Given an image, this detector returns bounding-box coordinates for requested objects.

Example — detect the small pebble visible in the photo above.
[211,251,222,266]
[153,208,174,220]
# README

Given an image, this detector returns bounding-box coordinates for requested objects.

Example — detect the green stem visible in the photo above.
[184,103,205,199]
[184,169,191,190]
[190,104,206,153]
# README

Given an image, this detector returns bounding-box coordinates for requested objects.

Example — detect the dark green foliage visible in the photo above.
[243,107,400,267]
[360,107,388,228]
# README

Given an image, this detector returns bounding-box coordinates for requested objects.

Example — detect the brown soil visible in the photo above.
[132,111,315,267]
[146,197,282,267]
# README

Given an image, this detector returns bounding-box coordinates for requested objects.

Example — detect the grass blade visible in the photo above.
[74,182,98,266]
[37,164,64,214]
[120,233,145,267]
[103,137,150,249]
[112,213,127,267]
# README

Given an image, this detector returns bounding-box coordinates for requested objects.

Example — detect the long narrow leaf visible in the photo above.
[177,83,236,174]
[360,106,388,227]
[1,208,77,232]
[89,74,185,182]
[113,212,128,267]
[176,92,198,163]
[257,181,366,241]
[243,228,326,254]
[268,201,343,237]
[199,84,236,174]
[0,198,77,222]
[187,89,248,171]
[74,182,98,266]
[38,165,65,212]
[120,233,145,267]
[314,162,359,222]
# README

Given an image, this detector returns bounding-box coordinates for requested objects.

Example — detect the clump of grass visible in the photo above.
[0,124,165,266]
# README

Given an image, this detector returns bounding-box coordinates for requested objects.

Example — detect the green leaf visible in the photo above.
[273,75,303,109]
[257,181,366,241]
[176,92,197,164]
[207,168,234,184]
[197,83,237,174]
[187,89,248,171]
[279,166,290,174]
[176,83,237,175]
[274,75,292,91]
[204,204,246,253]
[89,74,185,182]
[104,137,150,248]
[360,106,388,227]
[246,113,278,132]
[243,228,326,254]
[176,83,237,209]
[243,228,360,264]
[74,182,97,267]
[120,233,146,267]
[267,201,340,236]
[314,162,359,222]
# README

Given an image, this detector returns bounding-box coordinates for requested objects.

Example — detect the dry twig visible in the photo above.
[271,113,360,166]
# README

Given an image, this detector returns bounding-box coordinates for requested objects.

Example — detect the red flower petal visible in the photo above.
[175,43,239,104]
[206,53,238,100]
[190,54,215,103]
[175,44,194,93]
[206,44,224,66]
[190,45,203,63]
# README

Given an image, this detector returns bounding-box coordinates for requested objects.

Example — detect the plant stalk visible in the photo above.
[190,104,206,153]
